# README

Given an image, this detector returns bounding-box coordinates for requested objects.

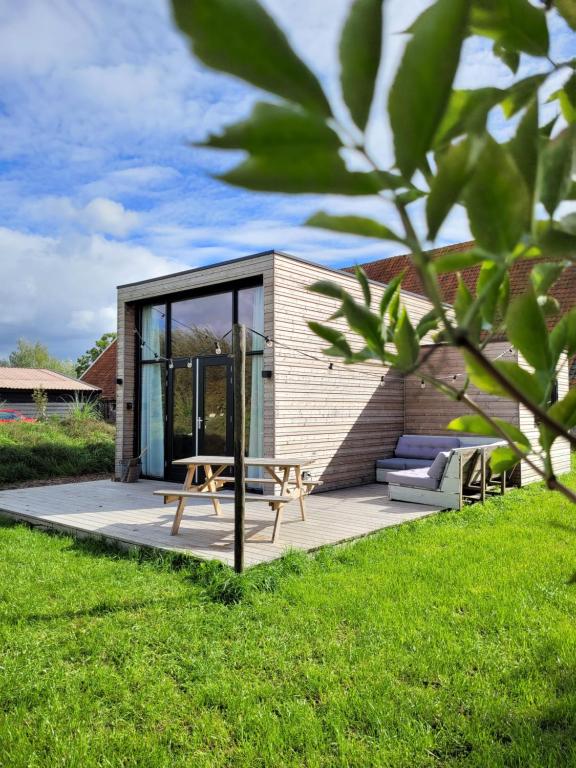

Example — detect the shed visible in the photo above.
[0,368,100,418]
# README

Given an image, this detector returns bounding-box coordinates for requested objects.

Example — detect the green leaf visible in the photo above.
[339,0,383,131]
[393,307,420,372]
[433,250,486,274]
[219,152,381,195]
[434,88,504,148]
[427,136,484,240]
[501,74,547,118]
[171,0,330,115]
[308,322,353,358]
[447,414,530,450]
[416,308,440,340]
[470,0,549,57]
[201,102,340,151]
[305,212,403,242]
[308,281,347,300]
[549,72,576,124]
[530,262,567,296]
[490,445,522,473]
[379,274,405,317]
[464,137,530,255]
[340,295,384,357]
[476,262,506,325]
[508,98,539,195]
[388,0,470,178]
[538,126,576,217]
[457,278,483,342]
[556,0,576,31]
[541,387,576,451]
[355,266,371,306]
[493,42,519,73]
[464,354,545,403]
[506,288,551,371]
[536,224,576,259]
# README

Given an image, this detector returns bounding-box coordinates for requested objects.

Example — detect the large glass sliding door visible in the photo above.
[138,281,264,481]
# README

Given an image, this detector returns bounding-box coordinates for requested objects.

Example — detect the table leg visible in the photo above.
[171,464,196,536]
[294,465,306,521]
[272,502,284,544]
[204,464,223,516]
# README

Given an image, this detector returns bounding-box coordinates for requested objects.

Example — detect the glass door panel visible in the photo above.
[198,357,233,457]
[166,364,194,483]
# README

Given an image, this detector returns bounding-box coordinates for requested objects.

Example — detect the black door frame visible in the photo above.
[165,355,233,482]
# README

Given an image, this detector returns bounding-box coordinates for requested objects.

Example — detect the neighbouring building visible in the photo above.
[115,249,570,491]
[81,339,117,421]
[0,368,101,418]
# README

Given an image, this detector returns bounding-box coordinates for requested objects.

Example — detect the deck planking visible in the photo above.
[0,479,443,567]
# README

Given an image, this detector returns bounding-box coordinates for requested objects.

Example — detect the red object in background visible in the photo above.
[0,409,37,423]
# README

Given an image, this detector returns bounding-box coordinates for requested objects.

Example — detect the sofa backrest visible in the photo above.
[395,435,461,460]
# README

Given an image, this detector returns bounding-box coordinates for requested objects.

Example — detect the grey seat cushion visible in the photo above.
[395,435,461,460]
[386,467,440,490]
[427,450,451,480]
[376,457,433,471]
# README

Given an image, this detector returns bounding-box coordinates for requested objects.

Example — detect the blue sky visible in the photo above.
[0,0,572,361]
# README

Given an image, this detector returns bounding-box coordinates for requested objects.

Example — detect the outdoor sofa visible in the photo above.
[376,435,506,510]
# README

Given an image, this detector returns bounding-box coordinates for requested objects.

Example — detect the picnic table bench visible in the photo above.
[153,456,317,543]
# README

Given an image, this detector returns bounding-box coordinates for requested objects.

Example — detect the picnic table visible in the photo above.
[154,456,316,543]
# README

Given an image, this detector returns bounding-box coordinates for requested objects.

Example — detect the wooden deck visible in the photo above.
[0,479,443,567]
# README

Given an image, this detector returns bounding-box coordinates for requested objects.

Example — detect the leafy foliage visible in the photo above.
[172,0,576,500]
[76,332,117,377]
[1,338,76,378]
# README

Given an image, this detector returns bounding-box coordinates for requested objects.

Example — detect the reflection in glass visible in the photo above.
[172,292,233,358]
[141,304,166,359]
[238,285,264,352]
[172,367,194,460]
[140,364,165,476]
[202,364,228,455]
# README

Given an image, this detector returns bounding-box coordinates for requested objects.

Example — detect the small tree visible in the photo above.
[171,0,576,502]
[32,387,48,421]
[3,339,76,378]
[75,333,117,377]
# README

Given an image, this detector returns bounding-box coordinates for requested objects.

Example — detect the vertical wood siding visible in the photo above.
[272,253,434,490]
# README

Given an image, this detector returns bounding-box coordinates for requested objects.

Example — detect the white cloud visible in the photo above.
[82,198,139,236]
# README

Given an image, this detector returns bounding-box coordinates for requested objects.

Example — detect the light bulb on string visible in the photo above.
[265,336,273,348]
[186,358,193,369]
[420,379,425,389]
[215,341,222,355]
[168,359,174,370]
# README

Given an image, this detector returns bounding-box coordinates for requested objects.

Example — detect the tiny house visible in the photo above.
[115,250,570,490]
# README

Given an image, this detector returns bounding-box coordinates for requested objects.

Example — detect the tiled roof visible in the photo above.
[346,241,576,324]
[0,368,100,391]
[80,340,117,400]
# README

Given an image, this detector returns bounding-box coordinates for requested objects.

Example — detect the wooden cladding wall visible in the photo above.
[271,253,434,490]
[518,352,571,484]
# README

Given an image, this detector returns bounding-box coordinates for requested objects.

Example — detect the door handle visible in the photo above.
[196,416,203,429]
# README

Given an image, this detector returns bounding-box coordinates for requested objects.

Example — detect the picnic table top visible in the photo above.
[172,455,315,468]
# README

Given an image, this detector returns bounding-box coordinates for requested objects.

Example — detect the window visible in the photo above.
[141,304,165,360]
[171,292,233,358]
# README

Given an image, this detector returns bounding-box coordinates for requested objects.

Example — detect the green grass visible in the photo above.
[1,466,576,766]
[0,417,115,485]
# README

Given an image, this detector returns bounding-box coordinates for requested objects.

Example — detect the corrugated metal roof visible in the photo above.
[0,368,101,391]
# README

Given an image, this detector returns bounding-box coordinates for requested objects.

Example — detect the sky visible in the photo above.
[0,0,573,362]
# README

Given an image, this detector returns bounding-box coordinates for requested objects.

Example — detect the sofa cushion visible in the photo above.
[386,467,440,490]
[376,457,433,471]
[395,435,461,460]
[428,450,451,480]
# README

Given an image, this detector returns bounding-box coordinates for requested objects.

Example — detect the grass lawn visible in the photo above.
[1,466,576,766]
[0,417,115,486]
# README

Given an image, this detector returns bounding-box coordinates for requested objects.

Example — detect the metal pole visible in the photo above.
[233,323,246,573]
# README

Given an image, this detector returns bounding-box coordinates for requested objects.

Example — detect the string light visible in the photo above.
[186,358,193,369]
[215,341,222,355]
[168,359,174,370]
[420,379,426,389]
[265,336,273,348]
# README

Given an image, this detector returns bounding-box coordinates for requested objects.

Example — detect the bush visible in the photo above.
[0,418,115,486]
